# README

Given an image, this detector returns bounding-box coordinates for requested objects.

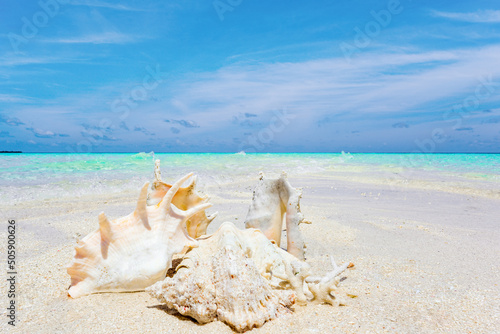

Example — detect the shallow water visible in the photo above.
[1,153,499,204]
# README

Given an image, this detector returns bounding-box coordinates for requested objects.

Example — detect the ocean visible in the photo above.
[1,153,499,205]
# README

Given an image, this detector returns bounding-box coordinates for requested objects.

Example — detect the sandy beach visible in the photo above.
[1,155,499,333]
[4,0,500,331]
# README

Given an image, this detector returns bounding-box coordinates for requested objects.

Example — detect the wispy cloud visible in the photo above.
[164,119,200,128]
[42,31,140,44]
[0,55,86,67]
[5,43,499,152]
[68,0,147,12]
[81,131,119,141]
[81,123,112,134]
[134,126,155,136]
[392,122,410,128]
[432,9,500,23]
[232,113,263,128]
[0,115,25,126]
[0,94,31,103]
[169,45,500,127]
[26,127,69,138]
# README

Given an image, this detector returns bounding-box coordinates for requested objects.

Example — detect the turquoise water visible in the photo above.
[1,153,498,204]
[1,153,499,185]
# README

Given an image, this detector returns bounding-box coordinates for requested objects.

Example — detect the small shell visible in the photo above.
[67,173,212,298]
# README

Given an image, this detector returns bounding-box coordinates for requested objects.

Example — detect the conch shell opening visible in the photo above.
[148,159,217,238]
[244,172,311,259]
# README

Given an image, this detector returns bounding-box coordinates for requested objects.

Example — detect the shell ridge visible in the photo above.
[68,167,214,298]
[135,182,150,229]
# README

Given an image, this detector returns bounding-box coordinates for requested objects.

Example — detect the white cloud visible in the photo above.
[0,55,84,67]
[68,0,146,12]
[432,9,500,23]
[0,94,31,103]
[164,45,500,130]
[6,44,500,151]
[42,31,139,44]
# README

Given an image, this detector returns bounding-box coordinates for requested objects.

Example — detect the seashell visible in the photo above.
[148,159,217,238]
[147,222,349,331]
[244,172,311,259]
[213,246,296,332]
[147,222,296,332]
[67,173,212,298]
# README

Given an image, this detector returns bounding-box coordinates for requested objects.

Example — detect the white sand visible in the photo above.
[1,167,499,333]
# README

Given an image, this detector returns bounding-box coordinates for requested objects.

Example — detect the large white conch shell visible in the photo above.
[147,222,296,332]
[244,172,311,259]
[147,222,348,331]
[148,159,217,238]
[67,173,212,298]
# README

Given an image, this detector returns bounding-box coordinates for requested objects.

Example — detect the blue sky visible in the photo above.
[1,0,499,153]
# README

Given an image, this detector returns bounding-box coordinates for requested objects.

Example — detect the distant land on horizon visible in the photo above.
[0,150,22,153]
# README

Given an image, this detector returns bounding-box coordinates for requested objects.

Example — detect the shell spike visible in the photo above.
[184,203,213,220]
[207,211,218,222]
[98,212,112,240]
[67,169,214,298]
[135,182,150,223]
[160,172,194,212]
[187,175,198,189]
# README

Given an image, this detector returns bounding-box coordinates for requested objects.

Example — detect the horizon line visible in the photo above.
[2,151,500,154]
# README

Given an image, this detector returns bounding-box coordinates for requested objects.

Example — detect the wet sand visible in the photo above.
[1,167,499,333]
